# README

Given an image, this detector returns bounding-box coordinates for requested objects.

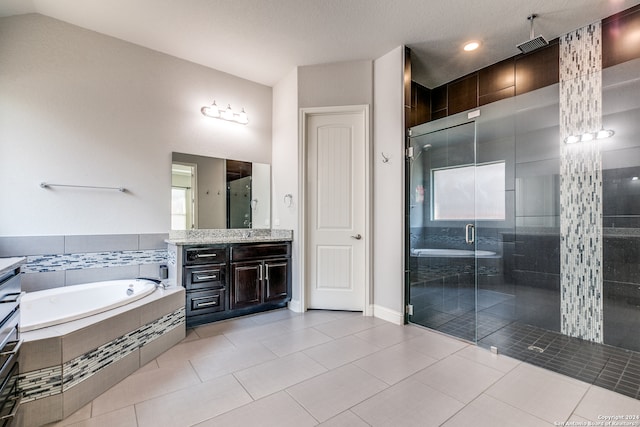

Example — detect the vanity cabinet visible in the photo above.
[182,245,229,324]
[230,243,291,309]
[179,241,291,327]
[0,259,23,427]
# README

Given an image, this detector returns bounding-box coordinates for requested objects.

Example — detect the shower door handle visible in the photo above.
[465,224,475,245]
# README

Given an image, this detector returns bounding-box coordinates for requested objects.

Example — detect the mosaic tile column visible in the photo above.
[559,22,604,342]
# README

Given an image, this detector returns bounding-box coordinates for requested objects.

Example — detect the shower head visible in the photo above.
[517,14,548,54]
[423,144,432,151]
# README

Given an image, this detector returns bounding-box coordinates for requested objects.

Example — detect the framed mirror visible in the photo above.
[171,152,271,230]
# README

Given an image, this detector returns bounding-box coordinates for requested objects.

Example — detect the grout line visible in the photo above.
[283,388,321,424]
[564,383,593,424]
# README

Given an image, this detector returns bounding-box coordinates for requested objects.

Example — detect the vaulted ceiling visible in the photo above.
[1,0,638,88]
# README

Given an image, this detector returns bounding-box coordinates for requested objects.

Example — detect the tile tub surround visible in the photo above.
[17,286,185,427]
[0,233,169,292]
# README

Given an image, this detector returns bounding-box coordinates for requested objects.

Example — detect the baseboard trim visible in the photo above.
[288,299,303,313]
[372,304,403,325]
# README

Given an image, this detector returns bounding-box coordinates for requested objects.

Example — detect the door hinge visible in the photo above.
[406,304,414,315]
[406,147,414,159]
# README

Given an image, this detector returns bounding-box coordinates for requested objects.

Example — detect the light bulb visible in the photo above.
[463,41,480,52]
[201,101,220,118]
[237,108,249,124]
[565,135,580,144]
[596,129,614,139]
[222,104,234,121]
[580,132,595,142]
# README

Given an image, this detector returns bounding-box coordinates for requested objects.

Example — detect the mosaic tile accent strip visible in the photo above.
[22,249,168,273]
[62,306,184,391]
[167,245,176,267]
[19,307,185,402]
[559,22,604,343]
[17,365,62,403]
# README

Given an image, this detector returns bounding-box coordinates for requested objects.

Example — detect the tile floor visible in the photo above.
[47,309,640,427]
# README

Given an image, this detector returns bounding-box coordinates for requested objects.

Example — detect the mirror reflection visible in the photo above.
[171,152,270,230]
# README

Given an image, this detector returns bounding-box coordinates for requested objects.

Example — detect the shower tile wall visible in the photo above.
[0,233,168,292]
[559,22,604,343]
[601,59,640,351]
[511,83,562,333]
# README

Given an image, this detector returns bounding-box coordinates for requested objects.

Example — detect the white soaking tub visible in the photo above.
[19,278,158,332]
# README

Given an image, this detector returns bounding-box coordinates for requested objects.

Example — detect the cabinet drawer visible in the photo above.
[0,362,19,427]
[0,339,19,396]
[185,246,227,265]
[0,275,19,301]
[186,289,226,316]
[0,275,20,327]
[0,313,18,362]
[184,264,226,291]
[230,243,290,261]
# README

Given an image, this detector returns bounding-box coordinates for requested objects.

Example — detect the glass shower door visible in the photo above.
[407,121,478,342]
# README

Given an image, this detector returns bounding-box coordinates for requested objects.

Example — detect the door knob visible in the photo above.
[351,234,362,240]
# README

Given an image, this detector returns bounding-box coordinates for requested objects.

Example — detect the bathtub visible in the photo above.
[20,278,158,332]
[411,248,497,258]
[18,281,185,426]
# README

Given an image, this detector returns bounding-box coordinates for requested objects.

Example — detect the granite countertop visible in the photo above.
[166,229,293,245]
[0,257,26,277]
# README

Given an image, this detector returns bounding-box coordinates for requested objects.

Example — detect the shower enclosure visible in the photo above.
[405,57,640,393]
[406,102,517,344]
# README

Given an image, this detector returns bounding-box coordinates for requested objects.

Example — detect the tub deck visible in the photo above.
[18,285,185,427]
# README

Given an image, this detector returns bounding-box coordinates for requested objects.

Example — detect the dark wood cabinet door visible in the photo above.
[231,261,261,309]
[264,259,289,302]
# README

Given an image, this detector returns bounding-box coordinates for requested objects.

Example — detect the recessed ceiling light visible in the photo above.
[463,41,480,52]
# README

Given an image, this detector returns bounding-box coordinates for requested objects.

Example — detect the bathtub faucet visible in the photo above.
[136,277,168,289]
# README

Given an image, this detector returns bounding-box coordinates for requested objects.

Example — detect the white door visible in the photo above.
[306,109,367,311]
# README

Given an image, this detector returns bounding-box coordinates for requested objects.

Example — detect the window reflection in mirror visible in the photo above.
[171,152,270,230]
[171,162,197,230]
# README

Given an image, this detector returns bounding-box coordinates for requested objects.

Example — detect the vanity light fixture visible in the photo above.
[201,101,249,124]
[564,129,615,144]
[463,41,480,52]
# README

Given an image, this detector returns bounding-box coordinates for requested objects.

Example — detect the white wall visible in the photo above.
[273,60,374,311]
[0,14,272,236]
[372,46,405,321]
[271,67,301,306]
[274,57,407,318]
[298,60,373,108]
[298,60,373,311]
